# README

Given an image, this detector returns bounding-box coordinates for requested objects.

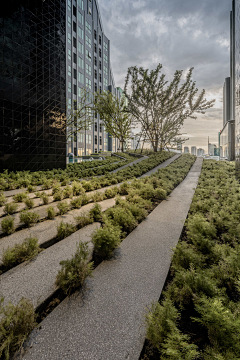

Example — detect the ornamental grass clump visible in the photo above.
[104,187,119,199]
[3,202,18,215]
[0,297,36,360]
[40,192,49,205]
[2,237,40,269]
[92,222,121,258]
[57,221,76,240]
[55,241,93,295]
[1,216,14,235]
[75,212,94,229]
[27,185,36,193]
[47,206,56,219]
[57,201,70,215]
[91,192,105,203]
[20,211,40,227]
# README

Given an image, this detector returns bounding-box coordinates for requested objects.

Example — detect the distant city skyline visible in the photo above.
[98,0,232,153]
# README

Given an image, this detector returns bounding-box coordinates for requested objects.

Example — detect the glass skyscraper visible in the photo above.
[0,0,119,171]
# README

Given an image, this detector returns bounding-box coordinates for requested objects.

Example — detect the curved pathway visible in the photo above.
[19,158,202,360]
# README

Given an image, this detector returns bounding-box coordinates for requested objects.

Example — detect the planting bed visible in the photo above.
[0,151,188,360]
[141,160,240,360]
[12,154,198,360]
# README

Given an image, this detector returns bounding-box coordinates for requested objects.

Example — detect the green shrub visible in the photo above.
[63,185,73,199]
[27,185,36,193]
[0,193,7,206]
[2,237,40,269]
[171,241,206,273]
[61,177,70,186]
[13,192,28,203]
[105,206,137,233]
[52,182,61,194]
[55,241,93,295]
[20,211,40,227]
[47,206,56,219]
[40,192,49,205]
[41,178,52,190]
[70,196,82,209]
[119,182,130,195]
[24,197,34,209]
[72,181,85,196]
[193,297,240,354]
[57,221,76,240]
[154,188,167,200]
[57,201,70,215]
[75,212,94,229]
[89,203,102,222]
[3,202,18,215]
[80,193,89,206]
[91,192,105,202]
[0,297,36,360]
[92,223,121,258]
[1,216,14,235]
[104,187,119,199]
[53,190,63,201]
[145,299,199,359]
[121,202,148,222]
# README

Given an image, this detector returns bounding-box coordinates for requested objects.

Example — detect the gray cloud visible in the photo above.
[98,0,232,152]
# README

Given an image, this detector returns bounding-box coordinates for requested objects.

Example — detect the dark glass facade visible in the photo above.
[235,0,240,177]
[0,0,66,171]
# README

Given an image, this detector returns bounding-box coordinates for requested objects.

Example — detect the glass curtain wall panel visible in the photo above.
[0,0,66,171]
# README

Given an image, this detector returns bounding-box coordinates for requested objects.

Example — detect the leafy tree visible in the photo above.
[66,87,94,141]
[93,90,132,152]
[124,64,215,152]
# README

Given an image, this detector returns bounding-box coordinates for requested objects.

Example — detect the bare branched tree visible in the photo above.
[124,64,215,152]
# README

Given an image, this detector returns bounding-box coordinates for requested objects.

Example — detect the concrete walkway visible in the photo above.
[110,156,149,173]
[20,158,202,360]
[139,153,181,178]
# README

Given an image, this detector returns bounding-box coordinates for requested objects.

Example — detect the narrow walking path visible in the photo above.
[110,155,149,173]
[20,158,203,360]
[139,153,181,178]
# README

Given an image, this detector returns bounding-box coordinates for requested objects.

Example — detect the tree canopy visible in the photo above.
[93,90,132,152]
[123,64,215,152]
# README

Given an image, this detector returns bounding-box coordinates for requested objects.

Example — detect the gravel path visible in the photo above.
[19,158,202,360]
[110,155,149,173]
[0,223,100,309]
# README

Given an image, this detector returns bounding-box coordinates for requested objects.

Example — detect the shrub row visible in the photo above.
[145,160,240,359]
[0,154,132,191]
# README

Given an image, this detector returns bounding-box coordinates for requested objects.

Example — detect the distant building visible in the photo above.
[191,146,197,155]
[184,146,189,153]
[197,148,205,157]
[208,143,217,156]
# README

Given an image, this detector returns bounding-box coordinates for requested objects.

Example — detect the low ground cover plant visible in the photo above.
[2,237,40,270]
[23,197,34,209]
[57,221,76,240]
[57,201,70,215]
[0,193,7,206]
[55,241,93,295]
[47,206,56,219]
[0,297,36,360]
[3,202,18,215]
[13,192,28,203]
[1,216,14,235]
[143,160,240,359]
[20,211,40,227]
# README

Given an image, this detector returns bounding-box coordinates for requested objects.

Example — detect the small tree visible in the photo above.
[93,91,132,152]
[66,87,94,141]
[124,64,215,152]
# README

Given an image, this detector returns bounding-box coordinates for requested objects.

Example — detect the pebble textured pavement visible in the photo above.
[19,158,203,360]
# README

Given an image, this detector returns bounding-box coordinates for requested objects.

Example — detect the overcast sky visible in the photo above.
[98,0,232,152]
